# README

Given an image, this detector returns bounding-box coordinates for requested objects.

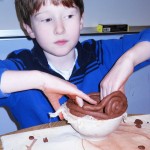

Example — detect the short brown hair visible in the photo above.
[15,0,84,26]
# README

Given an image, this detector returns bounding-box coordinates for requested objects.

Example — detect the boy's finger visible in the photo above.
[75,96,84,107]
[46,93,62,113]
[76,91,97,105]
[59,112,64,120]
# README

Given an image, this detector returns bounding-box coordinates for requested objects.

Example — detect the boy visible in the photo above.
[0,0,150,129]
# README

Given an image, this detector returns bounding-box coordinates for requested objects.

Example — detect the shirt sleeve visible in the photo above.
[0,59,19,99]
[101,28,150,71]
[0,68,10,98]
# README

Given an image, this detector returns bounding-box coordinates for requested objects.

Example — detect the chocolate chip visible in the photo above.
[134,119,143,128]
[135,124,142,128]
[134,119,143,125]
[29,136,34,140]
[43,137,48,143]
[138,145,145,149]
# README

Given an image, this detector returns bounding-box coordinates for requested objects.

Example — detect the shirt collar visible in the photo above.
[31,40,97,72]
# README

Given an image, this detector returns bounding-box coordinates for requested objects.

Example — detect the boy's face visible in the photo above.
[24,1,83,57]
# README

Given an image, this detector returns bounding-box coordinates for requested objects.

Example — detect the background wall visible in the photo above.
[83,0,150,27]
[0,0,150,32]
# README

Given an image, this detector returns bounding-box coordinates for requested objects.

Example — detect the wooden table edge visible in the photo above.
[0,114,143,149]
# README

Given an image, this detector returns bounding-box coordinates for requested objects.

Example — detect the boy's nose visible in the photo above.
[54,21,65,35]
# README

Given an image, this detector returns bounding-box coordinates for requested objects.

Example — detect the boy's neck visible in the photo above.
[44,48,77,71]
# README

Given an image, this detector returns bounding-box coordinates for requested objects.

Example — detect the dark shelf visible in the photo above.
[80,26,150,36]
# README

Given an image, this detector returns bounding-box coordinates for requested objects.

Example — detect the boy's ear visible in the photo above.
[23,23,35,38]
[80,13,84,30]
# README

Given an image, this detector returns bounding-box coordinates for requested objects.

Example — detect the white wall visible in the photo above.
[0,0,19,30]
[0,0,150,31]
[84,0,150,27]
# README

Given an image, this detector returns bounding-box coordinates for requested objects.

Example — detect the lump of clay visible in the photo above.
[66,91,128,120]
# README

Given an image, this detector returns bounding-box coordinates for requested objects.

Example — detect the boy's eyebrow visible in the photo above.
[34,6,78,17]
[34,11,49,17]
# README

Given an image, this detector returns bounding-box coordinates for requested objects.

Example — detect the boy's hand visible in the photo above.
[100,41,150,99]
[42,74,96,119]
[43,92,64,119]
[100,54,134,99]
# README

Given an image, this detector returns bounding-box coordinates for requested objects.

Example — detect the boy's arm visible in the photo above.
[65,41,150,118]
[100,41,150,99]
[0,70,96,110]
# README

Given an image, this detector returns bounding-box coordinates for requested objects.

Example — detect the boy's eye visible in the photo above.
[64,15,74,19]
[68,15,73,18]
[41,18,52,22]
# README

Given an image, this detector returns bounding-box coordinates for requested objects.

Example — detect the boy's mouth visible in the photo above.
[54,40,68,46]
